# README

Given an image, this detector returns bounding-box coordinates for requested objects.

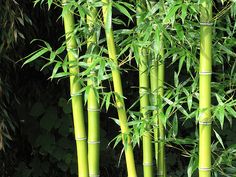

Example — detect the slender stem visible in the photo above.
[157,40,166,177]
[136,1,153,177]
[62,1,89,177]
[199,0,212,177]
[101,1,137,177]
[150,57,159,173]
[86,4,100,177]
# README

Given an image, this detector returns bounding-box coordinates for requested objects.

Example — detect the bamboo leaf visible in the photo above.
[173,114,178,137]
[51,62,62,79]
[113,2,133,21]
[213,129,225,149]
[48,0,53,9]
[164,5,181,24]
[187,153,198,177]
[181,4,188,23]
[23,48,48,66]
[106,92,112,111]
[226,106,236,117]
[187,95,193,111]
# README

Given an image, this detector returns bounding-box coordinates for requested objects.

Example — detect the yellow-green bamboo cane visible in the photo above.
[62,1,89,177]
[157,37,166,177]
[102,0,137,176]
[86,4,100,177]
[199,0,212,176]
[150,57,159,173]
[136,1,153,177]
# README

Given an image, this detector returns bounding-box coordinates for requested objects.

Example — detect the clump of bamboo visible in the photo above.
[136,1,153,177]
[199,0,213,176]
[62,1,89,177]
[86,3,100,177]
[101,0,137,176]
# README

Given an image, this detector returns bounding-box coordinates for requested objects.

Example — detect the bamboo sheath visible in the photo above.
[102,0,137,176]
[136,1,153,177]
[199,0,212,177]
[86,5,100,177]
[62,1,89,177]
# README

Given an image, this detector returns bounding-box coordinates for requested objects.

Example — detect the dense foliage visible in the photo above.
[1,0,236,177]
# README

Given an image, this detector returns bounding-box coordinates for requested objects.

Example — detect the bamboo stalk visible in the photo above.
[150,57,159,173]
[157,39,166,177]
[101,0,137,176]
[136,1,153,177]
[86,4,100,177]
[199,0,212,176]
[62,1,89,177]
[156,1,166,175]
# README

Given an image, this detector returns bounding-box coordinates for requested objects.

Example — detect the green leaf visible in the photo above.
[181,4,188,23]
[23,48,48,66]
[106,92,112,111]
[215,106,225,129]
[164,4,181,24]
[49,51,56,62]
[48,0,53,10]
[187,95,193,111]
[173,114,178,137]
[214,129,225,149]
[187,153,198,177]
[113,2,133,21]
[175,23,184,42]
[226,106,236,117]
[51,62,62,79]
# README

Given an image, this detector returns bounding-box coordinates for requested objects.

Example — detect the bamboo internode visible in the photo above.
[199,0,213,176]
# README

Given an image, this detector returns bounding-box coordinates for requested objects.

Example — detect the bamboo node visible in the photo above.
[75,137,87,141]
[89,174,100,177]
[200,22,213,26]
[199,121,212,125]
[199,167,211,171]
[157,172,164,176]
[88,140,100,144]
[87,108,100,112]
[199,71,212,75]
[61,2,68,6]
[139,90,149,95]
[116,105,124,110]
[71,92,82,97]
[143,162,153,166]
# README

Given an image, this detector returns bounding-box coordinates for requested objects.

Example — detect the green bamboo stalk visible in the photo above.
[62,1,89,177]
[86,4,100,177]
[101,1,137,176]
[150,57,159,173]
[199,0,212,177]
[139,50,153,177]
[157,40,166,177]
[136,1,153,177]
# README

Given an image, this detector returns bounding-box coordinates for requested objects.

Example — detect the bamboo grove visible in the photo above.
[22,0,236,177]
